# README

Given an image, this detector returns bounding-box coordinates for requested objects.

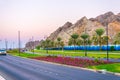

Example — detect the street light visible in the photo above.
[32,36,34,54]
[84,25,88,57]
[18,31,20,56]
[106,25,109,61]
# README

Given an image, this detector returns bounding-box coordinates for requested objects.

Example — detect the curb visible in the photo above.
[96,70,120,76]
[0,75,5,80]
[13,55,120,76]
[33,60,120,76]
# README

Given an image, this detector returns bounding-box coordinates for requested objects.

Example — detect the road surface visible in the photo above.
[0,55,120,80]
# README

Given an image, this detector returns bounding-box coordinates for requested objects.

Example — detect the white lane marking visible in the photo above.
[49,72,52,73]
[55,73,58,75]
[44,70,47,72]
[0,75,5,80]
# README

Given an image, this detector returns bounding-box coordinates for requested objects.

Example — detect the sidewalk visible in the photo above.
[74,56,120,62]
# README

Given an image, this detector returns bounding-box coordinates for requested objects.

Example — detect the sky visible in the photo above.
[0,0,120,48]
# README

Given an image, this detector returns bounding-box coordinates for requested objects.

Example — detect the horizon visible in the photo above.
[0,0,120,48]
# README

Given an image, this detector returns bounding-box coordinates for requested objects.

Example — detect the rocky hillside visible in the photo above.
[25,40,41,50]
[48,12,120,45]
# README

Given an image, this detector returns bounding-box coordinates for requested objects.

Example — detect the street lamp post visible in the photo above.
[106,25,109,61]
[32,36,34,54]
[18,31,20,56]
[85,25,88,57]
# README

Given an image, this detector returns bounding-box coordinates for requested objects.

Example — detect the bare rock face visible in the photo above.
[48,22,72,41]
[116,13,120,22]
[90,11,120,26]
[117,13,120,16]
[48,11,120,45]
[62,22,73,30]
[25,40,41,50]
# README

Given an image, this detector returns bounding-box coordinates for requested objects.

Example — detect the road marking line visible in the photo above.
[55,73,58,75]
[49,72,52,73]
[44,70,47,72]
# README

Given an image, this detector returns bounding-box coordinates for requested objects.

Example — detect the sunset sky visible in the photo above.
[0,0,120,48]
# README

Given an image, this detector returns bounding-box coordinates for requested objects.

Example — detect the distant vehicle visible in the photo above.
[0,49,7,55]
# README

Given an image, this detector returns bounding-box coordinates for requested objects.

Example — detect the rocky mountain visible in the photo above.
[48,12,120,45]
[48,22,73,41]
[25,40,41,50]
[90,11,120,25]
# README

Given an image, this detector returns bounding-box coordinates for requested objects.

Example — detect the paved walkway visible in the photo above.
[74,56,120,62]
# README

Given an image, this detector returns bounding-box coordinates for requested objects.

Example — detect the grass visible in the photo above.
[34,50,120,59]
[7,49,120,73]
[15,53,42,58]
[7,50,42,58]
[88,63,120,73]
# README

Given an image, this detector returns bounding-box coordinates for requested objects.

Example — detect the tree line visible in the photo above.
[36,28,120,50]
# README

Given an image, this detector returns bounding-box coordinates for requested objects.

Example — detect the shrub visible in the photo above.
[94,58,99,62]
[110,46,115,51]
[31,56,112,67]
[7,49,18,53]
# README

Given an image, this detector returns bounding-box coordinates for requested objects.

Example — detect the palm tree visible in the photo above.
[68,38,73,45]
[87,39,92,46]
[71,33,79,50]
[95,28,105,50]
[113,40,118,49]
[114,32,120,44]
[57,37,62,50]
[92,35,99,45]
[40,41,46,49]
[45,39,51,53]
[60,41,65,51]
[81,33,89,56]
[50,41,55,48]
[101,36,109,45]
[76,39,83,46]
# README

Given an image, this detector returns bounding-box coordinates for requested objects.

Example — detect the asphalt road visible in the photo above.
[0,55,120,80]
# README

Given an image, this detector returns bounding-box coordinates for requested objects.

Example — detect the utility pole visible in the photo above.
[13,42,14,49]
[0,40,1,49]
[18,31,20,56]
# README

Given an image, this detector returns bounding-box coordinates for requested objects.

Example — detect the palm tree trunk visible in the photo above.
[84,40,87,56]
[100,36,102,51]
[46,46,48,53]
[74,39,75,51]
[62,46,64,52]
